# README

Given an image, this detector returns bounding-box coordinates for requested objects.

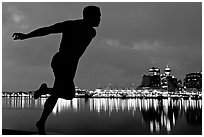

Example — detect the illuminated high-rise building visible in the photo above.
[177,80,183,91]
[139,67,161,89]
[161,73,168,90]
[164,65,171,76]
[160,65,178,92]
[184,72,202,91]
[149,67,160,76]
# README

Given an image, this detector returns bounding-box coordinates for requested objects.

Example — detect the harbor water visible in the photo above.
[2,97,202,135]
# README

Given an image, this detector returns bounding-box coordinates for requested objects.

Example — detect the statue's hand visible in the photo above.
[12,33,27,40]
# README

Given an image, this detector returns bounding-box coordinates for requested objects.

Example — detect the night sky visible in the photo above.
[2,2,202,91]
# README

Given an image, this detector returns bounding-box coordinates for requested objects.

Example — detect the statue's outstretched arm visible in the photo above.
[12,21,66,40]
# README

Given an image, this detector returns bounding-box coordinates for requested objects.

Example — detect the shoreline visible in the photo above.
[2,95,202,100]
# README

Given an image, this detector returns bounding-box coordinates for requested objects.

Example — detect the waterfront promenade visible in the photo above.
[2,89,202,100]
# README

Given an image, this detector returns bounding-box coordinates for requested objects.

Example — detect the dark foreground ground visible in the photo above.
[2,129,37,135]
[2,129,65,135]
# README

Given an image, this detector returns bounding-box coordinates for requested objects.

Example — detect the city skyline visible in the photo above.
[2,65,201,92]
[2,2,202,91]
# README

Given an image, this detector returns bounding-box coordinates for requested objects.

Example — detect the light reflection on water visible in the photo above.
[2,97,202,134]
[2,97,46,109]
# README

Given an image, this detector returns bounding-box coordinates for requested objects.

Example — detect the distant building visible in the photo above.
[164,65,171,76]
[141,75,151,87]
[150,75,161,88]
[161,65,172,90]
[166,76,178,92]
[161,73,168,90]
[138,66,202,93]
[139,74,161,89]
[184,72,202,91]
[160,65,178,92]
[149,67,160,76]
[138,66,181,91]
[139,67,161,89]
[177,80,183,91]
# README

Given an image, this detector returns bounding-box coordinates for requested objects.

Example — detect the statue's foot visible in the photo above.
[34,83,47,99]
[36,121,46,135]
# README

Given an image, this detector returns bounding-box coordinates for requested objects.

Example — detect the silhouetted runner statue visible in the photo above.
[12,5,101,135]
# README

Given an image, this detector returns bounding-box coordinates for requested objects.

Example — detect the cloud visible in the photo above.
[106,39,120,47]
[132,40,161,52]
[7,5,28,30]
[7,6,23,22]
[12,13,23,23]
[105,38,162,52]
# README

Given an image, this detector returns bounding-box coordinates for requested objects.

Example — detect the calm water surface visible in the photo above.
[2,97,202,135]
